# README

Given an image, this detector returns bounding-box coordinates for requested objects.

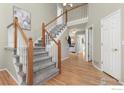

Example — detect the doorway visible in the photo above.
[76,32,85,58]
[101,9,121,80]
[85,26,93,62]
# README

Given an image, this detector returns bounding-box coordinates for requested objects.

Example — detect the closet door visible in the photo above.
[101,9,121,80]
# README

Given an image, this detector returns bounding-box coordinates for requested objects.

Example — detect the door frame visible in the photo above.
[85,24,94,62]
[101,9,121,81]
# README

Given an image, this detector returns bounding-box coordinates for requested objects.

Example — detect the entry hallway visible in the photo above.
[46,53,120,85]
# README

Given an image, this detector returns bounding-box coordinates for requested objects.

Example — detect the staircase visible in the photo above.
[13,41,59,85]
[50,24,65,38]
[12,23,66,85]
[7,4,88,85]
[13,24,65,85]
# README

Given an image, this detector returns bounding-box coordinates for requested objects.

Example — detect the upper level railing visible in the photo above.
[45,3,88,27]
[7,17,33,85]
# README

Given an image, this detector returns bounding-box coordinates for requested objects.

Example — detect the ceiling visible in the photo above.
[63,3,87,10]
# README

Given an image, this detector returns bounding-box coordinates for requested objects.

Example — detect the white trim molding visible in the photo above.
[67,17,88,27]
[119,81,124,85]
[62,57,69,61]
[92,61,102,71]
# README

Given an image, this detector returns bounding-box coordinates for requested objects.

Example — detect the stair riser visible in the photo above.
[34,64,56,80]
[35,44,42,47]
[38,71,59,85]
[34,53,49,59]
[33,49,45,52]
[34,58,52,66]
[33,68,59,85]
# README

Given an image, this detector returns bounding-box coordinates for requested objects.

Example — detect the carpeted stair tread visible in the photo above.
[33,62,56,72]
[34,51,48,56]
[33,47,45,49]
[34,68,59,84]
[33,56,51,63]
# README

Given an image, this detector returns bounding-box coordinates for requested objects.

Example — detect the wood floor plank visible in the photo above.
[0,70,17,85]
[46,53,121,85]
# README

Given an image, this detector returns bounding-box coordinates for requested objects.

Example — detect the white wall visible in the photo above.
[0,3,57,79]
[57,3,64,25]
[68,4,88,22]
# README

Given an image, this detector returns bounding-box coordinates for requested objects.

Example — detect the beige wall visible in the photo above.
[88,3,124,82]
[68,4,88,22]
[0,3,57,79]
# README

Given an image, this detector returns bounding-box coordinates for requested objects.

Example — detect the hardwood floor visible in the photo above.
[46,53,121,85]
[0,70,17,85]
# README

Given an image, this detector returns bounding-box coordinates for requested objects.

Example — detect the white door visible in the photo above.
[101,9,121,80]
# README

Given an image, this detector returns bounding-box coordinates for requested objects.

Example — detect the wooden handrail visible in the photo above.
[45,11,66,27]
[8,17,33,85]
[15,18,33,84]
[7,23,14,29]
[42,22,61,73]
[16,22,28,46]
[45,3,88,27]
[45,30,58,45]
[44,29,61,73]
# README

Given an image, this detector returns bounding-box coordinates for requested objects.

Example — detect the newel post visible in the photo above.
[27,38,33,85]
[42,22,46,47]
[58,40,61,74]
[13,17,18,49]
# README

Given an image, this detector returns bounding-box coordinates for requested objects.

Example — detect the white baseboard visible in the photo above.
[0,68,7,71]
[0,68,19,85]
[119,81,124,85]
[92,62,124,85]
[67,17,88,27]
[92,61,102,71]
[62,57,69,61]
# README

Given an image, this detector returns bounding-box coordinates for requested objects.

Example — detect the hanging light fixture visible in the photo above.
[68,3,73,7]
[63,3,73,7]
[63,3,67,6]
